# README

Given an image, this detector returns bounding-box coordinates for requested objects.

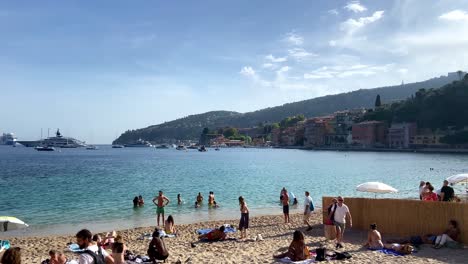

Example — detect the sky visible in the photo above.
[1,0,468,143]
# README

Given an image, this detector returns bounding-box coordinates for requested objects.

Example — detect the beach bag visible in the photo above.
[335,251,352,260]
[309,201,315,211]
[324,224,336,240]
[81,248,105,264]
[315,247,326,261]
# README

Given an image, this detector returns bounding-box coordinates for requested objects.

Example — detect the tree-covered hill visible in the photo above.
[363,74,468,143]
[113,73,463,144]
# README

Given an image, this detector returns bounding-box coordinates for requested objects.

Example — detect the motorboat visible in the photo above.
[176,145,187,150]
[156,144,169,149]
[86,145,98,150]
[198,145,207,152]
[35,146,55,151]
[112,144,125,148]
[19,129,86,148]
[124,139,152,147]
[187,145,198,149]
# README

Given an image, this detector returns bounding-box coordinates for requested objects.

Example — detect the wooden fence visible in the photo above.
[322,197,468,244]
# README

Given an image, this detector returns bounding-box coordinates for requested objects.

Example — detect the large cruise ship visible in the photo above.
[0,133,17,145]
[18,129,86,148]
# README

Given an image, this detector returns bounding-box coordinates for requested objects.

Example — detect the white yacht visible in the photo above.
[41,129,87,148]
[124,139,152,147]
[0,133,17,145]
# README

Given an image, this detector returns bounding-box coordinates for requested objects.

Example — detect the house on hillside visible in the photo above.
[352,121,388,147]
[304,117,333,147]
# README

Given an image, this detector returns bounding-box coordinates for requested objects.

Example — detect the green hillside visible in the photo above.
[113,73,462,144]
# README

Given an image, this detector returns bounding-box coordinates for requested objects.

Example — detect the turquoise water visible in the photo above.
[0,146,466,235]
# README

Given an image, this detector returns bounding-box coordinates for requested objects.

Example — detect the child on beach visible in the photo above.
[239,196,249,239]
[273,230,308,261]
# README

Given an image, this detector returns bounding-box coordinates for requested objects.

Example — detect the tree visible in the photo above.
[223,127,238,138]
[374,94,381,108]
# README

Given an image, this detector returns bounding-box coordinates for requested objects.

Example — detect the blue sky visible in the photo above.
[1,0,468,143]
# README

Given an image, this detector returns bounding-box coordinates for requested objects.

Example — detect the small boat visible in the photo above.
[112,144,124,148]
[176,145,187,150]
[156,144,169,149]
[35,146,55,151]
[86,145,98,150]
[198,145,207,152]
[215,147,220,151]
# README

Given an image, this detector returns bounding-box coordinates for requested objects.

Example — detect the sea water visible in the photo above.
[0,146,466,236]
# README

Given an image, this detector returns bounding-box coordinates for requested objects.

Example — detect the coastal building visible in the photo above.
[388,123,417,148]
[304,117,333,147]
[352,121,388,147]
[325,111,356,146]
[409,134,446,148]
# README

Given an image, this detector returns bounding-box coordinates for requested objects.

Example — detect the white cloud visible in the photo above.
[265,54,287,63]
[439,10,468,21]
[284,32,304,45]
[277,66,290,74]
[344,1,367,13]
[329,40,337,46]
[398,68,409,74]
[340,11,384,34]
[304,64,394,79]
[288,48,317,59]
[240,66,256,77]
[262,63,277,69]
[328,9,339,15]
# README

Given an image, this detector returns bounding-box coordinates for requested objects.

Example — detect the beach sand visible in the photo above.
[3,211,467,263]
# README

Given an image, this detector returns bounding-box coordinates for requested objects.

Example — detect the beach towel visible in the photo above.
[196,226,236,235]
[374,248,404,256]
[277,257,315,263]
[137,232,176,240]
[67,243,84,253]
[0,240,10,252]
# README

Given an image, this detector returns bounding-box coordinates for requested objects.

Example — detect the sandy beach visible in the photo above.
[3,210,467,264]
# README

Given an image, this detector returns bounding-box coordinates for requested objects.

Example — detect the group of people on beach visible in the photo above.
[419,180,458,202]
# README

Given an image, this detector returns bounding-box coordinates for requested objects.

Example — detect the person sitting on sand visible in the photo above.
[112,235,126,264]
[138,195,145,206]
[102,230,117,249]
[364,223,384,250]
[47,250,76,264]
[423,185,438,201]
[147,229,169,263]
[1,247,21,264]
[164,215,176,235]
[433,220,460,249]
[76,229,114,264]
[273,230,309,261]
[198,226,227,241]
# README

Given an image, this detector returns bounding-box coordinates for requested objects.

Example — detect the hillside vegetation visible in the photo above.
[114,74,461,144]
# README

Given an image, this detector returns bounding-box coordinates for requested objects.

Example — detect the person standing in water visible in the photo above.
[282,188,290,224]
[177,194,182,205]
[238,196,249,240]
[208,191,215,206]
[196,192,204,204]
[152,191,170,227]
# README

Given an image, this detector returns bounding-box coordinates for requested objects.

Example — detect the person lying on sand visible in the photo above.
[384,243,414,255]
[273,230,309,261]
[198,226,227,241]
[364,223,383,250]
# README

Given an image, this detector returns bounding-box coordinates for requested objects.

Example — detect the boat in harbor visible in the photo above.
[0,133,17,145]
[176,145,187,150]
[112,144,125,148]
[155,144,169,149]
[35,146,55,151]
[124,139,152,147]
[86,145,98,150]
[18,129,86,148]
[198,145,207,152]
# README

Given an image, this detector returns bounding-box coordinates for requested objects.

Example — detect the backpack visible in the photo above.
[82,248,105,264]
[309,200,315,211]
[315,247,326,261]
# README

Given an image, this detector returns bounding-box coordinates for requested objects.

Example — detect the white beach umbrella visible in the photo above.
[446,173,468,185]
[0,216,29,232]
[356,182,398,197]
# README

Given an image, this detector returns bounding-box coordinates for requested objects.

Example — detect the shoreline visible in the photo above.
[5,211,468,264]
[276,146,468,154]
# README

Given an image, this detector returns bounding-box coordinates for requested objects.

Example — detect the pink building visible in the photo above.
[352,121,388,147]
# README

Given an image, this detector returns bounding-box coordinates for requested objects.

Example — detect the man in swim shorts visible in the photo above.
[282,189,290,224]
[152,191,170,227]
